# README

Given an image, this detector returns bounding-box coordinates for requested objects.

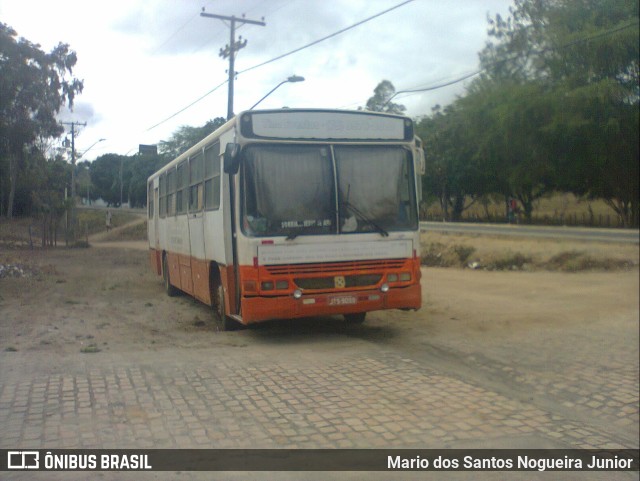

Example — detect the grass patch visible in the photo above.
[421,243,477,268]
[453,245,476,264]
[76,209,138,237]
[545,251,635,272]
[421,232,638,272]
[485,253,532,271]
[115,220,147,241]
[72,240,90,248]
[80,344,101,353]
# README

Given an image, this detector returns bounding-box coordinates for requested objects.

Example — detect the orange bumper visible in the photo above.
[240,284,421,324]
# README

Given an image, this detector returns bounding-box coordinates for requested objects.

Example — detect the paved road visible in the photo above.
[1,336,637,480]
[421,221,640,244]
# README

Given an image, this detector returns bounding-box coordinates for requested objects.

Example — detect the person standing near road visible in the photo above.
[508,198,519,224]
[106,210,112,231]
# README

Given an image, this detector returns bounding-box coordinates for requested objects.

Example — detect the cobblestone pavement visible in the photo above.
[1,333,638,481]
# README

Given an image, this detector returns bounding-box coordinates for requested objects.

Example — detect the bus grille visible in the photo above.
[294,274,382,290]
[264,259,406,276]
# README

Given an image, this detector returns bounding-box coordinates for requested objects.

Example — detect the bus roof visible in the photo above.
[149,109,414,181]
[237,108,414,142]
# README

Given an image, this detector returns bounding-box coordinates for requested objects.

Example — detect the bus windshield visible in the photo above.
[241,144,417,237]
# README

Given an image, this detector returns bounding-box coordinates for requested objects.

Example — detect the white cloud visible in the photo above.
[0,0,513,158]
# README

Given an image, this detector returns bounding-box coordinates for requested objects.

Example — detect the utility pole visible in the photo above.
[61,121,87,241]
[201,9,266,120]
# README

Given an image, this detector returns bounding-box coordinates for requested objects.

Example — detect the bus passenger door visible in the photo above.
[149,184,162,276]
[154,187,160,249]
[188,187,207,304]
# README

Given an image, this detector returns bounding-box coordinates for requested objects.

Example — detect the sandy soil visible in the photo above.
[0,239,637,365]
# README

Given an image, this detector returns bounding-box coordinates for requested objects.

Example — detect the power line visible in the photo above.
[392,70,481,98]
[145,0,414,131]
[236,0,414,76]
[150,12,199,55]
[145,79,228,131]
[383,19,640,107]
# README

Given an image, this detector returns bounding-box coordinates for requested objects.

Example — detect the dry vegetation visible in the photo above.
[423,193,624,227]
[0,209,141,248]
[421,231,639,272]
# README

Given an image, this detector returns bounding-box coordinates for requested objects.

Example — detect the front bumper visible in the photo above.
[240,284,421,324]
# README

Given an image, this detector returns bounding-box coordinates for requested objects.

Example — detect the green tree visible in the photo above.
[127,154,168,208]
[479,0,639,225]
[362,80,406,115]
[159,117,226,159]
[29,154,72,246]
[416,105,488,221]
[0,23,83,217]
[461,80,558,222]
[76,160,97,205]
[90,154,127,207]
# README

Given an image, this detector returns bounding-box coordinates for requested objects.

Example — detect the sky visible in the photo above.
[0,0,514,160]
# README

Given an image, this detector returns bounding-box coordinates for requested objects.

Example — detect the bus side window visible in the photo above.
[148,182,154,218]
[204,142,221,211]
[159,173,166,218]
[167,168,176,216]
[189,151,204,212]
[176,161,188,215]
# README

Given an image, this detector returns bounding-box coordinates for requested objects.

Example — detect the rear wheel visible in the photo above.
[344,312,366,324]
[216,284,240,331]
[163,254,179,297]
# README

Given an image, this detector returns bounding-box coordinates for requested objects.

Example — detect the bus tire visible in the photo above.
[216,284,240,331]
[344,312,366,324]
[163,254,179,297]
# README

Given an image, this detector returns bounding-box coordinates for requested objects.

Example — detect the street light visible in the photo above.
[250,75,305,110]
[79,138,106,159]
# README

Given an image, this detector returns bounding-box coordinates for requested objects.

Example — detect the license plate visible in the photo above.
[328,296,357,306]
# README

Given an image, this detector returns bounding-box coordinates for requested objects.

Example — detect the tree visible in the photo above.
[479,0,639,225]
[362,80,406,115]
[159,117,226,159]
[76,160,97,205]
[29,153,72,246]
[416,105,488,221]
[0,23,83,217]
[462,80,558,222]
[90,154,127,207]
[127,154,168,208]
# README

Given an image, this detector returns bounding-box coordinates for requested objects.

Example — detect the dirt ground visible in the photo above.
[0,236,637,371]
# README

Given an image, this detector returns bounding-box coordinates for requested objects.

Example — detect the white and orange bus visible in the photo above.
[148,108,424,329]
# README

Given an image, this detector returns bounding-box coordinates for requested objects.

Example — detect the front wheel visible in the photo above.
[216,284,240,331]
[344,312,366,324]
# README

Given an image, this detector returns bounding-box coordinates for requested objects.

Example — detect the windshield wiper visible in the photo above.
[285,231,299,241]
[343,199,389,237]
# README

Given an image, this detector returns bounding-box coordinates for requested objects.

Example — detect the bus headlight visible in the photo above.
[293,289,303,299]
[380,283,389,293]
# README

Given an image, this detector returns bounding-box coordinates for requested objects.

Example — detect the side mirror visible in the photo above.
[223,143,241,174]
